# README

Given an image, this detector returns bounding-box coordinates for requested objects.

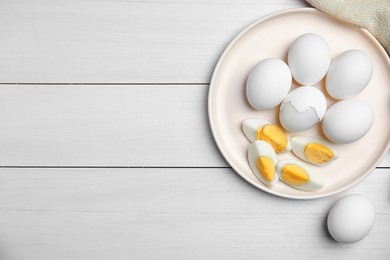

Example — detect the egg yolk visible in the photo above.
[281,164,309,185]
[255,124,288,153]
[304,143,334,164]
[256,156,275,182]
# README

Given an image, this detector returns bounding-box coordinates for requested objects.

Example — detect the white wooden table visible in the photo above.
[0,1,389,259]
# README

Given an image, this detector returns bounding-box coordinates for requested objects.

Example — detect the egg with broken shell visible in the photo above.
[242,118,291,153]
[279,86,327,132]
[290,136,339,166]
[277,159,324,191]
[248,140,279,187]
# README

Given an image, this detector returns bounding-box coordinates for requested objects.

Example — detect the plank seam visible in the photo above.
[0,166,232,169]
[0,166,388,169]
[0,83,210,86]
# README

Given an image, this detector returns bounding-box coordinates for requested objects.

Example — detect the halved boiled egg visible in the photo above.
[242,118,291,153]
[248,140,279,187]
[291,136,339,166]
[276,159,324,191]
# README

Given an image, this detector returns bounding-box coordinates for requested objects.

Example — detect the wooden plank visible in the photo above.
[0,0,308,83]
[0,168,389,259]
[0,84,226,166]
[0,84,389,167]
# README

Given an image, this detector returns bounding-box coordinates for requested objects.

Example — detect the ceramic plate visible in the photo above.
[208,8,390,199]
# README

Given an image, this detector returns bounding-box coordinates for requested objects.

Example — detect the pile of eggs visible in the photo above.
[244,33,374,191]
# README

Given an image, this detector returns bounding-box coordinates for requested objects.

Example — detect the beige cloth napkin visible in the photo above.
[306,0,390,54]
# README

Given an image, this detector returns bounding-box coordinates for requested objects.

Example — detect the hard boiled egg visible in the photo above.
[246,58,292,110]
[288,33,331,85]
[248,140,279,187]
[327,194,375,243]
[290,136,339,166]
[277,159,324,191]
[279,86,327,132]
[242,118,291,153]
[322,99,374,144]
[326,50,373,99]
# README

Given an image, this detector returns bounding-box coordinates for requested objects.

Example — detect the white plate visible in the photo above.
[208,8,390,199]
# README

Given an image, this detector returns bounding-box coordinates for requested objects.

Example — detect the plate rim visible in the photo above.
[208,7,390,200]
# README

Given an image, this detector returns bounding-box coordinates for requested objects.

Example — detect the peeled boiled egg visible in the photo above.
[326,50,373,99]
[279,86,327,132]
[246,58,292,110]
[290,136,339,166]
[276,159,324,191]
[322,99,374,144]
[242,118,291,153]
[248,140,279,187]
[288,33,331,85]
[327,194,375,243]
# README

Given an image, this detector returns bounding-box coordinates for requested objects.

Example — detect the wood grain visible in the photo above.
[0,168,389,260]
[0,84,388,167]
[0,84,225,166]
[0,1,388,259]
[0,0,308,83]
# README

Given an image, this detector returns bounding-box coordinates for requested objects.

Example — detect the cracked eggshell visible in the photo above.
[279,86,327,132]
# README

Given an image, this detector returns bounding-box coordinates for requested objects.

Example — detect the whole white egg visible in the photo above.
[322,99,374,144]
[279,86,327,132]
[327,194,375,243]
[326,50,373,99]
[288,33,331,85]
[246,58,292,110]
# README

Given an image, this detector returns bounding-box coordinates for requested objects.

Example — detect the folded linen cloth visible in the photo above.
[306,0,390,54]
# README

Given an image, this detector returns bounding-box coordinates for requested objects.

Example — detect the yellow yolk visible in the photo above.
[304,143,334,164]
[255,125,288,153]
[256,156,275,182]
[281,164,309,185]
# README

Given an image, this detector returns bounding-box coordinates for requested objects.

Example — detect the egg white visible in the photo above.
[242,118,291,153]
[248,140,279,187]
[291,136,339,166]
[276,159,324,191]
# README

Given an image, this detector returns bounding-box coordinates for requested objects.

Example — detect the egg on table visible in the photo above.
[290,136,339,166]
[327,194,375,243]
[279,86,327,132]
[322,99,374,144]
[246,58,292,110]
[326,50,373,99]
[276,159,324,191]
[288,33,331,85]
[248,140,279,187]
[242,118,291,153]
